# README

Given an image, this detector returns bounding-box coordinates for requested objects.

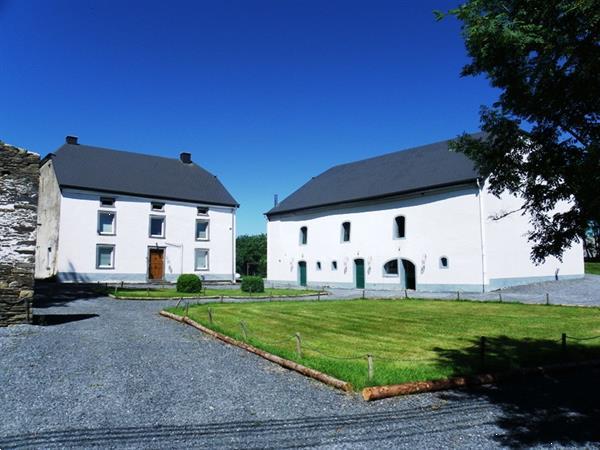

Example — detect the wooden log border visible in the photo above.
[362,358,600,401]
[159,310,353,393]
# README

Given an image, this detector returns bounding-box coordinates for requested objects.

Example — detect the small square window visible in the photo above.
[97,245,114,269]
[98,211,116,235]
[196,220,209,240]
[149,216,165,238]
[151,202,165,212]
[195,249,209,270]
[197,207,209,215]
[100,197,115,207]
[331,261,338,271]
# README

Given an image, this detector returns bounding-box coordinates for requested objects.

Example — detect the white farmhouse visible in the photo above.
[36,136,238,283]
[266,136,584,292]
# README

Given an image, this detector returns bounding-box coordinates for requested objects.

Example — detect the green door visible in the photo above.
[298,261,307,287]
[354,259,365,289]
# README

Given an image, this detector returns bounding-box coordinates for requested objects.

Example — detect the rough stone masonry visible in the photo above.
[0,141,39,326]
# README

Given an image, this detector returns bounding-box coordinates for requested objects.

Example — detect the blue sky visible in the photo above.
[0,0,497,235]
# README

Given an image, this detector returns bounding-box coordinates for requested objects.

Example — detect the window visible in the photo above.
[440,257,449,269]
[394,216,406,238]
[96,245,115,269]
[383,259,399,276]
[341,222,351,242]
[197,206,209,215]
[100,197,115,207]
[149,216,165,238]
[151,202,165,212]
[195,249,209,270]
[331,261,338,271]
[98,211,116,235]
[300,226,308,245]
[195,219,209,240]
[316,261,322,271]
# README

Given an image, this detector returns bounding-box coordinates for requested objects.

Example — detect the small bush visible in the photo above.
[241,276,264,293]
[176,274,203,293]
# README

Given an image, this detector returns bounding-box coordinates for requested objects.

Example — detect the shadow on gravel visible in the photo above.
[34,281,108,308]
[434,336,600,447]
[33,314,99,326]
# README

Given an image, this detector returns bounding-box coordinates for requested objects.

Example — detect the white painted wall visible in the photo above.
[267,183,584,292]
[55,188,236,282]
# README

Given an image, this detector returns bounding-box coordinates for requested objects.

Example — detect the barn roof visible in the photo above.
[46,140,238,207]
[266,134,483,217]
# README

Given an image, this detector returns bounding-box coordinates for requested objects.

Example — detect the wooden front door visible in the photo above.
[148,249,164,280]
[354,258,365,289]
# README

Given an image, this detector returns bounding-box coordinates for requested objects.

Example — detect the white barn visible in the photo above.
[36,136,238,283]
[266,136,584,292]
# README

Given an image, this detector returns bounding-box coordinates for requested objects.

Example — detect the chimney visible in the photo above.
[274,194,279,207]
[66,135,79,145]
[180,152,192,164]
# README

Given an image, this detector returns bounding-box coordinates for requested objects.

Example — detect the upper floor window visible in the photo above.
[149,216,165,238]
[383,259,399,276]
[394,216,406,238]
[98,211,116,235]
[151,202,165,212]
[440,256,449,269]
[300,226,308,245]
[196,219,209,240]
[341,222,351,242]
[96,245,115,269]
[100,197,115,207]
[197,206,209,215]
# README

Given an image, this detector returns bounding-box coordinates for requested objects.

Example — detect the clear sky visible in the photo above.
[0,0,497,235]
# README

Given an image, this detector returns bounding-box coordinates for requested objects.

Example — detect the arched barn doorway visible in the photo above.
[401,259,416,290]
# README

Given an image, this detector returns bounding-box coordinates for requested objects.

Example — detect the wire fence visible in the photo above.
[179,302,600,382]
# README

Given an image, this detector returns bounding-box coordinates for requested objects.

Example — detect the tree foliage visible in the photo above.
[438,0,600,262]
[236,234,267,277]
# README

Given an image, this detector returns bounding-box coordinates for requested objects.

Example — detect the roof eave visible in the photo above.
[265,178,479,218]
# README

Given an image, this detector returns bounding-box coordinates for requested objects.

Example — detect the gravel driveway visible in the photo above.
[1,293,599,448]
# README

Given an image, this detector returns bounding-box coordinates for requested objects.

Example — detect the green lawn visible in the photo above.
[165,299,600,390]
[115,287,321,299]
[585,262,600,275]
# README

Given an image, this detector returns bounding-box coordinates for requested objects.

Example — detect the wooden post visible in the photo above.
[480,336,486,369]
[561,333,567,354]
[404,289,408,299]
[208,307,213,325]
[362,289,365,299]
[185,302,189,317]
[546,293,550,305]
[317,291,321,301]
[120,281,124,289]
[114,285,118,295]
[147,287,150,296]
[499,292,502,302]
[367,354,374,381]
[295,332,302,359]
[240,321,248,341]
[220,295,224,303]
[457,291,460,301]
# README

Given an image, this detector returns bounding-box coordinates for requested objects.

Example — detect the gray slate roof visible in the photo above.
[267,135,482,216]
[49,143,238,207]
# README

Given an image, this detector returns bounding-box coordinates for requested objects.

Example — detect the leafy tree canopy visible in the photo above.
[437,0,600,262]
[236,234,267,278]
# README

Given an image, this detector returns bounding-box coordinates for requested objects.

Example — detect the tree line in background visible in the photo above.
[236,234,267,278]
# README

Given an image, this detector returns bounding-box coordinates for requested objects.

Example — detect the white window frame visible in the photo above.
[96,244,115,269]
[149,215,166,238]
[194,248,209,271]
[97,210,116,236]
[151,201,165,212]
[195,219,210,241]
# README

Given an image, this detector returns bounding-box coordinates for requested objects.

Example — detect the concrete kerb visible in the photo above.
[159,310,352,393]
[109,292,329,301]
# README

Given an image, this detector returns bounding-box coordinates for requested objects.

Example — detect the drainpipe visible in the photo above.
[476,178,487,292]
[231,208,236,283]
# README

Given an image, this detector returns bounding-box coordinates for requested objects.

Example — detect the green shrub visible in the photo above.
[176,274,203,293]
[241,276,264,293]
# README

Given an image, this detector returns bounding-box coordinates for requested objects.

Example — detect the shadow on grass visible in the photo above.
[433,335,600,447]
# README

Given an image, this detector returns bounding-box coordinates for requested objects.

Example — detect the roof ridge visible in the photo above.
[58,143,187,164]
